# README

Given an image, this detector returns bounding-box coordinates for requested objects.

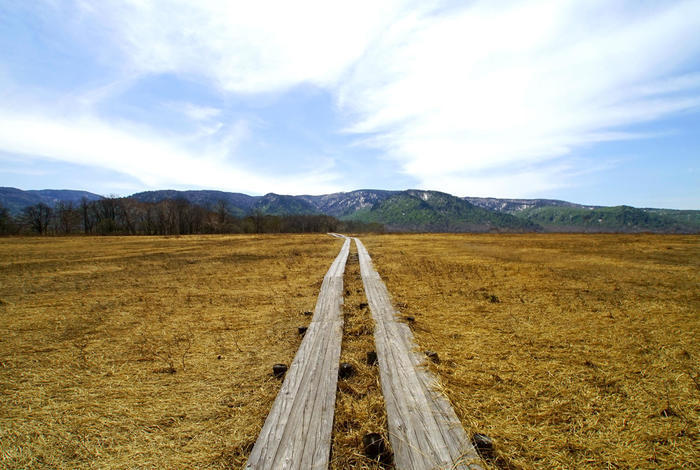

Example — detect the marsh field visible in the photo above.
[1,233,698,469]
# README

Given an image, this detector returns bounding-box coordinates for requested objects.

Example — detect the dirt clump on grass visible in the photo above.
[0,234,342,468]
[361,233,699,469]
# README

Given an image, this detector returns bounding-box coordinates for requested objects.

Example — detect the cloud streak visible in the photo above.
[76,0,410,93]
[0,109,342,195]
[2,0,699,198]
[338,0,700,195]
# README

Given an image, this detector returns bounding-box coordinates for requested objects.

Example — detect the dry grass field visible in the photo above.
[361,233,699,469]
[2,233,698,469]
[0,234,343,468]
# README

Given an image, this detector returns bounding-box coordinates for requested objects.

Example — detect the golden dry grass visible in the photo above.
[330,245,391,469]
[360,233,699,469]
[3,233,698,469]
[0,234,343,469]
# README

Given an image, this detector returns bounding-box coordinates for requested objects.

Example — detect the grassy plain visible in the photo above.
[0,234,343,468]
[361,233,699,469]
[2,233,698,469]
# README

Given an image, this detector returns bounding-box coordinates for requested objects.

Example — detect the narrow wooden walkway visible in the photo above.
[355,238,483,470]
[246,237,350,470]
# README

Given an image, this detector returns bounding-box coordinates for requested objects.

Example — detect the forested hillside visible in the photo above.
[2,187,698,234]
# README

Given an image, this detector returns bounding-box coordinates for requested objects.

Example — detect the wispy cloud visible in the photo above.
[338,0,700,195]
[2,0,699,198]
[174,103,222,122]
[74,0,410,93]
[0,109,341,194]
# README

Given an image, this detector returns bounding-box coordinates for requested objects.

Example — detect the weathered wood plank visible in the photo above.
[246,237,350,470]
[355,237,483,470]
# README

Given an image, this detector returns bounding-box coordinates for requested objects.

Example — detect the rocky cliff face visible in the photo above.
[299,190,398,217]
[463,197,599,214]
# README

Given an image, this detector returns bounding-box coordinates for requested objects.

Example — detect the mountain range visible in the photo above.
[1,186,698,233]
[0,187,103,214]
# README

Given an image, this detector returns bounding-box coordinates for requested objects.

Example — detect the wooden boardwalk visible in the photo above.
[245,237,350,470]
[355,238,483,470]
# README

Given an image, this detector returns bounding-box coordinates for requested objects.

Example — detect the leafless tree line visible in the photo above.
[0,197,383,236]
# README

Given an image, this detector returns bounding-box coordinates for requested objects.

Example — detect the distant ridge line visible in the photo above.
[1,187,698,233]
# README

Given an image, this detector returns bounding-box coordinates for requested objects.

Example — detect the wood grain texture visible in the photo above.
[355,237,483,470]
[246,237,350,470]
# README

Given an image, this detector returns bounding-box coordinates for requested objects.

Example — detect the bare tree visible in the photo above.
[0,203,12,235]
[56,202,81,234]
[252,209,265,233]
[80,197,94,234]
[23,203,52,235]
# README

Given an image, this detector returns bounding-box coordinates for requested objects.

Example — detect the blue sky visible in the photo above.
[0,1,699,208]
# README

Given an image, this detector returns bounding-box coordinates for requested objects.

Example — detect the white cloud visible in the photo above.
[337,0,700,195]
[174,103,222,122]
[4,0,700,197]
[422,167,573,198]
[74,0,411,93]
[165,102,230,138]
[0,110,342,195]
[418,157,620,198]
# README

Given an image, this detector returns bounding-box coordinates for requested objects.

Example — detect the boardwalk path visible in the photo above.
[355,238,482,470]
[246,237,350,469]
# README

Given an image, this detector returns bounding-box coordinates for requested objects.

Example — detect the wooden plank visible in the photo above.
[355,238,483,470]
[246,237,350,470]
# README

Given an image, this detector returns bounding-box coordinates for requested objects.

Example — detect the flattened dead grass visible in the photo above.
[0,234,342,468]
[360,233,699,469]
